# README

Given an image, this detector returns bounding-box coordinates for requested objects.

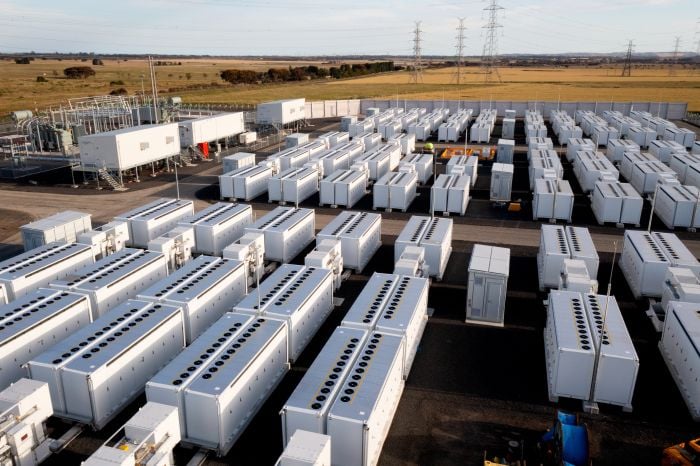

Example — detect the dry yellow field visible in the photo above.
[1,59,698,117]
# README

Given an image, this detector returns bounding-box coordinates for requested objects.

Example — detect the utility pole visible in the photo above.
[481,0,504,82]
[621,40,634,77]
[669,36,681,76]
[453,18,466,84]
[410,21,424,84]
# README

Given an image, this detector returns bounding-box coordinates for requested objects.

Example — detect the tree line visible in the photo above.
[220,61,397,85]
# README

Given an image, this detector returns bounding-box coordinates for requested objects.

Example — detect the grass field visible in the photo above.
[1,58,699,117]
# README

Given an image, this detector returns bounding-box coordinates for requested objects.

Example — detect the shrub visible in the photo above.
[63,66,96,79]
[109,80,125,86]
[36,76,48,82]
[109,87,128,96]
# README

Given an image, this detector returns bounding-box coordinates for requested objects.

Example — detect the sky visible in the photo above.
[0,0,698,56]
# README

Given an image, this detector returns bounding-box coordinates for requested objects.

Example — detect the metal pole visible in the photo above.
[174,158,180,199]
[648,183,659,232]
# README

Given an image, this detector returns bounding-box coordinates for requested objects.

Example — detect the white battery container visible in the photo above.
[234,264,333,362]
[658,301,700,421]
[356,150,392,181]
[670,153,700,183]
[146,312,288,455]
[529,152,563,189]
[245,207,315,263]
[532,179,574,222]
[620,151,656,181]
[630,161,677,194]
[565,226,599,279]
[178,202,253,256]
[268,167,319,204]
[219,165,273,201]
[466,245,510,326]
[356,132,382,152]
[390,133,416,155]
[446,155,478,187]
[316,211,382,273]
[341,116,358,132]
[20,211,92,251]
[373,171,418,212]
[490,163,514,202]
[223,153,256,173]
[0,289,93,391]
[147,226,195,273]
[654,184,700,229]
[400,153,433,184]
[137,255,247,343]
[286,133,310,148]
[27,300,184,429]
[395,216,453,281]
[537,225,571,291]
[574,157,619,193]
[566,138,595,162]
[278,147,311,171]
[650,139,687,163]
[544,291,596,402]
[627,126,657,149]
[606,139,640,163]
[0,242,94,302]
[349,120,374,138]
[370,144,401,171]
[591,181,643,226]
[320,170,367,209]
[502,118,515,139]
[431,174,470,216]
[326,332,405,466]
[50,248,168,318]
[115,198,194,248]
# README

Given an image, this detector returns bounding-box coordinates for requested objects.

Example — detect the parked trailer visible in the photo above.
[0,289,92,391]
[0,242,94,302]
[49,248,167,318]
[532,179,574,222]
[326,332,405,466]
[431,174,470,216]
[178,112,245,147]
[115,198,194,248]
[77,221,129,261]
[146,312,288,455]
[317,211,382,273]
[400,153,433,184]
[245,207,315,263]
[591,181,643,226]
[466,244,510,326]
[27,300,185,430]
[659,301,700,421]
[342,272,428,379]
[20,211,92,251]
[268,167,319,205]
[373,171,418,212]
[219,165,273,201]
[234,264,333,362]
[654,184,700,229]
[320,170,367,209]
[138,255,247,343]
[395,216,452,281]
[178,202,252,256]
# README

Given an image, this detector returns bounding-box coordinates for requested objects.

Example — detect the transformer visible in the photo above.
[490,163,514,202]
[316,211,381,273]
[277,430,331,466]
[394,246,429,278]
[558,259,597,294]
[661,267,700,312]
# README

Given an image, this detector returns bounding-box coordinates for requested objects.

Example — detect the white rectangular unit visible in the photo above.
[502,118,515,139]
[349,120,374,138]
[566,138,595,162]
[630,161,677,194]
[257,99,306,125]
[466,245,510,326]
[50,248,168,318]
[537,225,571,291]
[245,207,315,263]
[659,301,700,421]
[277,430,331,466]
[620,151,657,181]
[395,216,453,281]
[341,116,358,132]
[574,157,619,193]
[77,221,130,261]
[138,255,247,344]
[670,153,700,183]
[178,202,253,256]
[0,289,92,391]
[400,153,433,184]
[234,264,333,362]
[223,152,256,173]
[240,132,256,145]
[368,144,401,171]
[490,163,514,202]
[27,300,184,429]
[591,181,643,226]
[78,123,180,171]
[544,291,596,402]
[497,139,515,164]
[219,165,273,201]
[378,120,402,141]
[606,139,640,163]
[269,167,319,204]
[394,246,429,278]
[582,294,639,410]
[373,171,418,212]
[431,174,470,216]
[320,170,367,209]
[314,148,351,175]
[356,132,382,152]
[115,198,194,248]
[305,240,344,290]
[654,184,700,229]
[147,226,195,273]
[566,226,599,280]
[0,242,94,302]
[286,133,310,148]
[178,113,245,146]
[559,259,597,294]
[650,139,687,163]
[326,332,405,466]
[661,267,700,311]
[390,133,416,155]
[278,148,311,171]
[280,326,369,444]
[317,211,381,273]
[357,149,392,181]
[21,211,92,251]
[532,179,574,222]
[317,132,350,149]
[83,402,181,466]
[446,155,478,187]
[627,126,657,149]
[146,312,288,455]
[529,151,563,189]
[222,232,265,288]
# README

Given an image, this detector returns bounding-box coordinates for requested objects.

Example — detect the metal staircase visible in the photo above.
[97,168,126,191]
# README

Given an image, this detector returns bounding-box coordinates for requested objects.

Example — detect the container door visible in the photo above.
[485,278,504,323]
[468,275,485,318]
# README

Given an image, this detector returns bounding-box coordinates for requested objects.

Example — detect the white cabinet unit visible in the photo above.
[529,151,563,189]
[400,153,433,184]
[349,120,375,138]
[390,133,416,155]
[341,116,358,132]
[319,170,367,208]
[0,289,93,391]
[606,139,640,163]
[222,232,265,288]
[395,216,453,281]
[317,211,381,273]
[268,167,320,204]
[245,207,315,263]
[313,147,351,175]
[537,225,571,291]
[659,301,700,421]
[654,184,700,229]
[137,255,247,343]
[373,171,418,212]
[466,245,510,326]
[21,211,92,251]
[394,246,429,278]
[277,431,331,466]
[305,240,344,290]
[77,221,130,261]
[50,248,168,318]
[630,160,677,194]
[115,198,194,248]
[223,152,256,172]
[27,300,184,430]
[502,118,515,139]
[317,132,350,149]
[277,147,311,171]
[532,179,574,222]
[356,132,382,152]
[146,312,287,455]
[661,267,700,311]
[497,139,515,164]
[147,226,195,273]
[490,163,514,202]
[431,174,470,216]
[178,112,245,146]
[591,181,643,226]
[558,259,597,294]
[219,165,273,201]
[544,291,596,402]
[0,242,94,302]
[257,99,306,125]
[446,155,478,186]
[234,265,333,363]
[178,202,252,256]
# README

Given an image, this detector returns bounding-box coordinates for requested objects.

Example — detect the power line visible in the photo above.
[481,0,504,82]
[621,40,634,77]
[410,21,424,84]
[453,18,467,84]
[670,36,681,76]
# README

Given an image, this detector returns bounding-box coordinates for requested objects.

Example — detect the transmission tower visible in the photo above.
[621,40,634,77]
[481,0,504,82]
[410,21,424,84]
[669,36,681,76]
[453,18,467,84]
